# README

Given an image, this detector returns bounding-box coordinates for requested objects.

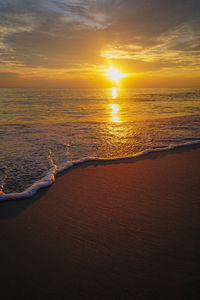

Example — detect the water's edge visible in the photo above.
[0,140,200,202]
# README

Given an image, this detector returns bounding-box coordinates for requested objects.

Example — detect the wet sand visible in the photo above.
[0,145,200,299]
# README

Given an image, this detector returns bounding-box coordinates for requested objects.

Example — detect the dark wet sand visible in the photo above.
[0,145,200,299]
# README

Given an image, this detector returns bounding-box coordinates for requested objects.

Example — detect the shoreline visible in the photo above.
[0,145,200,299]
[1,140,200,202]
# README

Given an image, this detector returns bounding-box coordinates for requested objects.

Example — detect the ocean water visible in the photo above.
[0,88,200,200]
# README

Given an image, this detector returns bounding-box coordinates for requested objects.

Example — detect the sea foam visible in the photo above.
[0,140,200,202]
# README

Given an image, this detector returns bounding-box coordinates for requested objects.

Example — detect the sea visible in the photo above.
[0,87,200,200]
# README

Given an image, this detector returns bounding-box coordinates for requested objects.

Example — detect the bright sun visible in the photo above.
[106,66,125,85]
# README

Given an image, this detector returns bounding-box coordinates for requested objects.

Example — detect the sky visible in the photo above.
[0,0,200,88]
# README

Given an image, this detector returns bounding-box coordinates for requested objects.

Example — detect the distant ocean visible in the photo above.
[0,88,200,200]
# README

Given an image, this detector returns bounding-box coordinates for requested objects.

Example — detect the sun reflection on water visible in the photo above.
[112,87,118,99]
[110,88,121,122]
[110,103,121,122]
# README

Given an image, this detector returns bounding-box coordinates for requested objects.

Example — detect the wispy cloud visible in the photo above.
[0,0,200,86]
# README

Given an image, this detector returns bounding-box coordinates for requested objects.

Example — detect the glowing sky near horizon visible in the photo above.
[0,0,200,88]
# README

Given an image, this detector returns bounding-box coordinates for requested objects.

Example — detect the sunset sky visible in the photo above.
[0,0,200,88]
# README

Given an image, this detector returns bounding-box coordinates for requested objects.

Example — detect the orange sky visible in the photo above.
[0,0,200,88]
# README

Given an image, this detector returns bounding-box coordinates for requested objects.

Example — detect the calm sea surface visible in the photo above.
[0,88,200,198]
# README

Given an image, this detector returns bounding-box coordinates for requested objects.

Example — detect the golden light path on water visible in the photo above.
[112,87,118,99]
[110,88,121,123]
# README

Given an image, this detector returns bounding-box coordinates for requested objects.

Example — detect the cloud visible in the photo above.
[100,0,200,72]
[0,0,110,69]
[0,0,200,85]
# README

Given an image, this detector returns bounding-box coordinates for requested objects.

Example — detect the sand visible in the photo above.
[0,145,200,299]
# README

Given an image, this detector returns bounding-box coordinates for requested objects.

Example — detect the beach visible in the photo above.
[0,145,200,299]
[1,0,200,298]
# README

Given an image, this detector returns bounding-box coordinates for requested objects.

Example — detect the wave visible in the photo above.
[0,139,200,202]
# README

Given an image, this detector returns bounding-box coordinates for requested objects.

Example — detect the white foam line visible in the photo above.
[0,140,200,201]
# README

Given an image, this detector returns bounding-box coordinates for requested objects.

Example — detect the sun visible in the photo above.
[106,66,125,85]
